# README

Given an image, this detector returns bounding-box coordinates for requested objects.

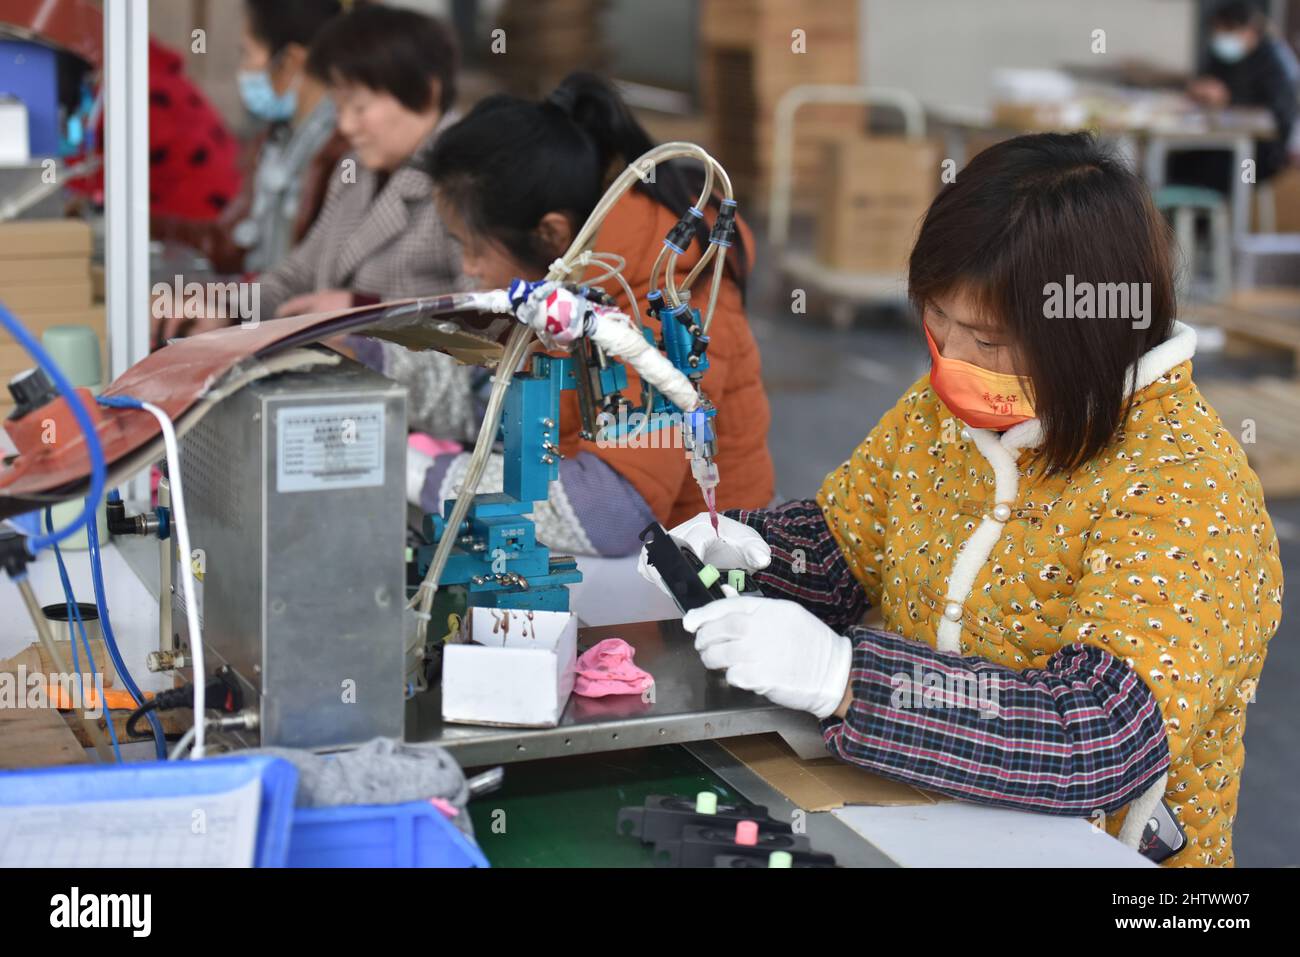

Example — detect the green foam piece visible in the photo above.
[695,791,718,815]
[768,850,793,868]
[727,569,745,592]
[698,564,720,588]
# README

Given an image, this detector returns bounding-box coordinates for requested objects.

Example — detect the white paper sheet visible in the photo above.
[0,775,263,868]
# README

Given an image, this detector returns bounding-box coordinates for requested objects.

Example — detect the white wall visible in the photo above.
[861,0,1199,112]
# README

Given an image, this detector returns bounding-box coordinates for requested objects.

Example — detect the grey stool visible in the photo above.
[1154,185,1232,302]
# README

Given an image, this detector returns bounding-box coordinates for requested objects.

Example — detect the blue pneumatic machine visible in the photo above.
[415,263,725,614]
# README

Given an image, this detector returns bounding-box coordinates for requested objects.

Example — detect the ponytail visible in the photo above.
[428,71,748,289]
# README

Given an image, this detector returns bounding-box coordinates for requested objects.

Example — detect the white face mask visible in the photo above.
[1211,32,1250,63]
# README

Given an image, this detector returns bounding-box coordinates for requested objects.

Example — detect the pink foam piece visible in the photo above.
[408,432,463,458]
[429,797,459,818]
[734,820,759,846]
[572,637,655,698]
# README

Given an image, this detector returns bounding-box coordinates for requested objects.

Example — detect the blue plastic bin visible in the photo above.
[0,756,298,868]
[288,800,489,867]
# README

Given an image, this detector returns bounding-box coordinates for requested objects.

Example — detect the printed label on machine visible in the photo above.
[276,402,386,492]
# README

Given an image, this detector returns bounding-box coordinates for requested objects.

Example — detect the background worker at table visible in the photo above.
[151,0,348,282]
[1172,0,1300,191]
[255,4,482,447]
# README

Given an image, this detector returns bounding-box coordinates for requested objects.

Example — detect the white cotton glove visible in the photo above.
[637,512,771,601]
[682,589,853,719]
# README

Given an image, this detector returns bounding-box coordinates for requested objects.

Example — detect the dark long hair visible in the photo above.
[426,71,748,288]
[908,131,1176,475]
[244,0,341,58]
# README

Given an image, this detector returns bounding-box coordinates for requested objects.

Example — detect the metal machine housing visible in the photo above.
[173,358,407,749]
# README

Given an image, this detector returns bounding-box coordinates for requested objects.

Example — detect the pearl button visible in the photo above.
[960,429,972,441]
[944,602,963,622]
[993,503,1012,522]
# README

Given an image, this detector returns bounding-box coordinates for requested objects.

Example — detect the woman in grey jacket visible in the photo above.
[262,4,479,442]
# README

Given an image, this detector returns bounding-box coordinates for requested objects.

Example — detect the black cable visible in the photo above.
[125,669,243,740]
[125,697,164,740]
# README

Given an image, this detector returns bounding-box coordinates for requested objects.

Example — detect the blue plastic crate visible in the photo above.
[0,756,298,868]
[288,800,489,868]
[0,40,61,155]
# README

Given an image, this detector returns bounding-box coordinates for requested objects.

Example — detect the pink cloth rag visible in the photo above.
[408,432,463,458]
[573,638,654,698]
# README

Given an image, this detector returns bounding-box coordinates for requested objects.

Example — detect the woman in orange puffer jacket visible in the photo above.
[365,72,774,557]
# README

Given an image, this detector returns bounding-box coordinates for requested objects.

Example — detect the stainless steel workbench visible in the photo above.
[407,617,898,866]
[405,618,830,766]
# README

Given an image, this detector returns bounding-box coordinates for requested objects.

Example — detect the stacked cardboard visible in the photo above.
[699,0,861,210]
[1258,166,1300,232]
[815,136,941,273]
[493,0,611,98]
[0,219,103,418]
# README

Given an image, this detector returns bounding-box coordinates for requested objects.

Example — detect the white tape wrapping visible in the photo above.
[590,311,699,412]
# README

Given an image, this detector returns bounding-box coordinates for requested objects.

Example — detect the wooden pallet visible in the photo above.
[0,707,89,769]
[1200,377,1300,496]
[0,645,89,769]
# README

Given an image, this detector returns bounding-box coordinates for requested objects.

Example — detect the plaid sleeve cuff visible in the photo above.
[723,499,870,631]
[820,627,1171,816]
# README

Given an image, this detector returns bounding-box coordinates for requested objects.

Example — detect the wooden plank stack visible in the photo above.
[815,135,940,273]
[0,219,103,419]
[492,0,611,99]
[1200,377,1300,497]
[1186,289,1300,374]
[699,0,862,210]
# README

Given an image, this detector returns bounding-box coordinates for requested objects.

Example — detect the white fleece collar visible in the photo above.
[934,321,1198,654]
[987,320,1197,453]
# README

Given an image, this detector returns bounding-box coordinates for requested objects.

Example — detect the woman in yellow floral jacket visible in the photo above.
[640,132,1283,866]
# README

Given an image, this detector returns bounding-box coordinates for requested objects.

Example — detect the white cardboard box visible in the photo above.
[441,607,578,727]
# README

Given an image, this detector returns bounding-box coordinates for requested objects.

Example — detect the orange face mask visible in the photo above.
[924,323,1036,430]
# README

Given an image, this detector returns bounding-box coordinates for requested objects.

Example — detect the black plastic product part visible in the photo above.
[638,522,762,614]
[654,823,836,868]
[713,853,836,868]
[638,522,722,613]
[617,794,792,845]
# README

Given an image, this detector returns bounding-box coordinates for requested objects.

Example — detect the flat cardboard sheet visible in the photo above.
[719,733,943,812]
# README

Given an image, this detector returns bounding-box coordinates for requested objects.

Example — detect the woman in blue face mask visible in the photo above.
[152,0,348,344]
[1172,0,1299,190]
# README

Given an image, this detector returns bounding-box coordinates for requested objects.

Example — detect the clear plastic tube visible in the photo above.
[409,142,734,647]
